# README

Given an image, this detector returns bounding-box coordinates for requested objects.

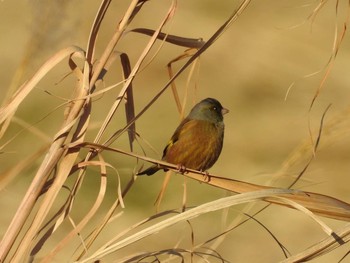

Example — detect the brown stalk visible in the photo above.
[0,47,85,262]
[76,141,350,222]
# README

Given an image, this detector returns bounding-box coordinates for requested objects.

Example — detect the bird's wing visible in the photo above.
[161,117,191,159]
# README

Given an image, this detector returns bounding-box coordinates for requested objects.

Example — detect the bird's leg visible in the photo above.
[201,170,211,182]
[176,164,187,174]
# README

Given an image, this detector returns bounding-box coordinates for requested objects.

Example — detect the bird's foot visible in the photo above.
[201,170,211,182]
[176,164,187,174]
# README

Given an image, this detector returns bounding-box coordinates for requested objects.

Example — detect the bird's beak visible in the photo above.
[221,107,229,115]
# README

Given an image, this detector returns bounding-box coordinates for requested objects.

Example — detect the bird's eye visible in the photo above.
[212,106,217,111]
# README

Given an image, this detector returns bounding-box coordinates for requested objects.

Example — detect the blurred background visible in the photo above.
[1,0,350,262]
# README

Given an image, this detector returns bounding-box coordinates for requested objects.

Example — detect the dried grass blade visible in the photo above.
[154,171,173,212]
[4,60,90,262]
[167,61,182,114]
[127,0,149,25]
[113,0,252,139]
[87,210,178,261]
[0,46,84,126]
[289,104,331,188]
[270,196,334,236]
[309,4,348,110]
[185,171,350,222]
[40,156,109,263]
[74,176,136,260]
[30,189,74,259]
[77,189,294,262]
[131,28,206,48]
[89,0,141,88]
[241,213,290,258]
[86,0,112,62]
[281,224,350,262]
[167,48,198,116]
[86,0,147,62]
[100,1,178,146]
[76,141,350,222]
[120,53,136,151]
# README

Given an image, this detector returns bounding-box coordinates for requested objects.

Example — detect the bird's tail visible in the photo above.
[137,165,161,176]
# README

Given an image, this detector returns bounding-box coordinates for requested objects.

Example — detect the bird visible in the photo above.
[137,98,228,176]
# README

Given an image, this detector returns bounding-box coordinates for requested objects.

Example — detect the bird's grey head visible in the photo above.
[188,98,229,123]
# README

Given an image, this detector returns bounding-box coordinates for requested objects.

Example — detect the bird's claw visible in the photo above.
[201,170,211,182]
[176,164,187,174]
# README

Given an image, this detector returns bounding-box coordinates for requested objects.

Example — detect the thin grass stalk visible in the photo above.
[281,224,350,262]
[39,157,109,263]
[0,47,85,261]
[9,61,91,262]
[110,0,253,144]
[75,141,350,222]
[88,0,140,88]
[0,1,146,260]
[38,4,178,261]
[77,189,296,262]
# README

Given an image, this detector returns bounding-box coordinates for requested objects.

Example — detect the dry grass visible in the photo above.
[1,0,350,262]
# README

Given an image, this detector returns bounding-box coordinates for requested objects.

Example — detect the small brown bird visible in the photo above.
[137,98,228,176]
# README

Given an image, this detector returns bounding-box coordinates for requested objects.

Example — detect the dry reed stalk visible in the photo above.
[1,1,350,262]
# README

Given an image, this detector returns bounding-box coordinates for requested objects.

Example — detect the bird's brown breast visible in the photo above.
[163,119,224,171]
